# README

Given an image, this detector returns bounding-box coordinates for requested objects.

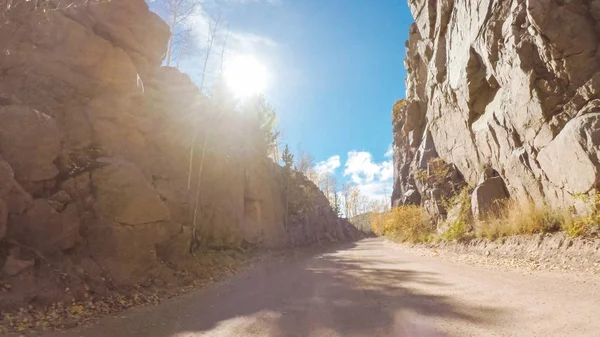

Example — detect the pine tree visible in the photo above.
[282,145,294,170]
[282,144,294,228]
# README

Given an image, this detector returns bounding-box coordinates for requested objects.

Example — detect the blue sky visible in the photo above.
[150,0,414,199]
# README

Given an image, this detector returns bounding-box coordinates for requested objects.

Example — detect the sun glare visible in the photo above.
[224,55,268,98]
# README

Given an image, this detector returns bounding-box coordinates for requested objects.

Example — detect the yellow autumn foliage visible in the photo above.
[372,205,434,243]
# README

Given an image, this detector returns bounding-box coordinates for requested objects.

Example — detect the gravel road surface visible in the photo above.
[36,238,600,337]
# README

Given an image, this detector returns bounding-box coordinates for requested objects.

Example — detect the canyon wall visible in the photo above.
[393,0,600,221]
[0,0,360,309]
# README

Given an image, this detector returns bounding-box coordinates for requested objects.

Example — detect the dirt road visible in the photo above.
[37,238,600,337]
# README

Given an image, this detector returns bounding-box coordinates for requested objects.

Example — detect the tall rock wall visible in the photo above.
[0,0,359,309]
[393,0,600,215]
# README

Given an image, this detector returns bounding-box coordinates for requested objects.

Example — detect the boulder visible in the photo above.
[49,190,73,205]
[0,159,14,199]
[2,255,35,277]
[402,189,421,205]
[0,106,61,183]
[0,200,6,240]
[5,181,34,215]
[471,177,509,220]
[0,9,139,106]
[64,0,171,77]
[60,174,93,208]
[87,221,180,285]
[48,190,73,212]
[156,226,192,265]
[91,158,170,225]
[9,200,81,253]
[538,114,600,194]
[438,203,461,235]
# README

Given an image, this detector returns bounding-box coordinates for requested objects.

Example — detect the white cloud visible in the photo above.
[185,10,211,42]
[380,160,393,181]
[385,144,393,158]
[314,155,341,175]
[223,0,281,4]
[356,180,393,200]
[344,151,384,184]
[227,31,277,56]
[343,146,394,200]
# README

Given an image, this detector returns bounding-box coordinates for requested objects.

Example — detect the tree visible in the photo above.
[349,186,360,218]
[242,95,280,156]
[158,0,199,67]
[282,144,294,228]
[282,144,294,170]
[187,79,236,253]
[198,14,221,90]
[1,0,106,24]
[358,195,371,215]
[295,147,317,182]
[317,173,336,204]
[269,138,282,165]
[219,24,230,74]
[257,98,279,154]
[175,27,194,69]
[294,147,313,174]
[332,190,341,216]
[185,13,227,252]
[341,182,353,218]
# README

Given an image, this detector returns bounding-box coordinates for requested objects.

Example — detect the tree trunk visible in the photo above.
[190,131,209,253]
[166,14,177,67]
[285,173,290,228]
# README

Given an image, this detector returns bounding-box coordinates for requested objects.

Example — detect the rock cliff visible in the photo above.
[393,0,600,220]
[0,0,360,309]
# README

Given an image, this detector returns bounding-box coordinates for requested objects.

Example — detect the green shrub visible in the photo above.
[442,187,472,241]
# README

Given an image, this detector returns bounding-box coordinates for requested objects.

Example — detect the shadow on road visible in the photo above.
[40,239,506,337]
[167,239,505,336]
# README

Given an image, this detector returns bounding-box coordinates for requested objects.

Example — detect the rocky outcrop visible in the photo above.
[8,200,81,253]
[2,251,34,277]
[0,0,359,310]
[471,177,509,220]
[393,0,600,219]
[0,106,61,184]
[92,158,171,225]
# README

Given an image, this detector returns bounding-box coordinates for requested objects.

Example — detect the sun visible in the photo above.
[224,55,268,98]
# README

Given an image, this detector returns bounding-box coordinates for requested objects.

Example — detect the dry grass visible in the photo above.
[373,206,435,243]
[373,192,599,246]
[392,99,408,120]
[476,200,571,240]
[441,187,472,241]
[428,158,450,184]
[563,193,600,237]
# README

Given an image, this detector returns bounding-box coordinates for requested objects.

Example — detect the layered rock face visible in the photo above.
[393,0,600,217]
[0,0,359,309]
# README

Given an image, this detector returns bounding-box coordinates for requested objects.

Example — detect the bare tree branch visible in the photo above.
[186,13,226,252]
[1,0,110,25]
[199,13,221,91]
[175,27,193,69]
[159,0,199,67]
[219,23,229,74]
